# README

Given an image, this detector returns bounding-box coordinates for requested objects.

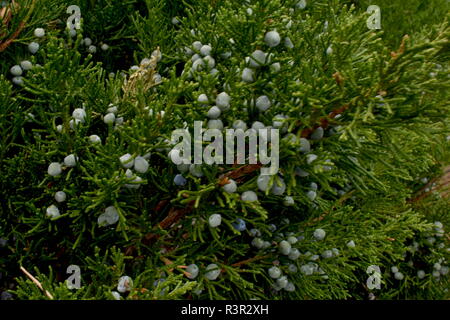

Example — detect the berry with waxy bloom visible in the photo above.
[205,264,221,280]
[264,30,281,47]
[209,214,222,228]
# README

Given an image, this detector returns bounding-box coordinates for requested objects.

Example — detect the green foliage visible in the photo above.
[0,0,449,300]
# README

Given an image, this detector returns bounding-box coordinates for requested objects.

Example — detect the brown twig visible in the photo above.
[409,165,450,203]
[218,163,262,185]
[231,254,271,268]
[20,266,54,300]
[125,163,264,256]
[0,0,17,27]
[125,201,196,256]
[0,20,25,52]
[160,257,192,278]
[301,103,350,138]
[0,0,33,53]
[390,34,409,59]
